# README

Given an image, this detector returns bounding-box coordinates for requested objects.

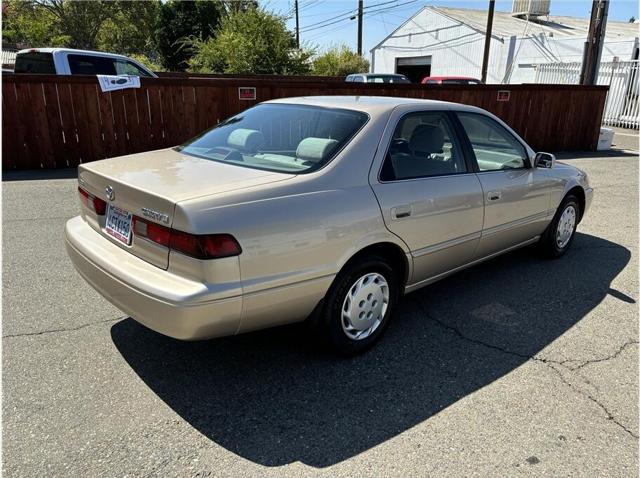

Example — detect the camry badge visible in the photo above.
[105,185,115,201]
[142,208,170,224]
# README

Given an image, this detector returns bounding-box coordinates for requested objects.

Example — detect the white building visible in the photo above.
[370,4,639,84]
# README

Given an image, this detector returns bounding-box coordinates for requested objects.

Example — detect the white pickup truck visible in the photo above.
[13,48,157,77]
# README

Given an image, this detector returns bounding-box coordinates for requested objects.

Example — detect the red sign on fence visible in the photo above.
[238,87,256,100]
[497,90,510,102]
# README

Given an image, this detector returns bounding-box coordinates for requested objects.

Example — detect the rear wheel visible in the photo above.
[320,256,400,355]
[538,194,580,258]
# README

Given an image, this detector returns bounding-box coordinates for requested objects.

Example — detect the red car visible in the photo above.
[421,76,483,85]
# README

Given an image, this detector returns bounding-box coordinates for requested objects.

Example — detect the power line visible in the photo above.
[300,0,417,33]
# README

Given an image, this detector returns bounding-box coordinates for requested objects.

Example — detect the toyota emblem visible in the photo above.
[105,185,115,201]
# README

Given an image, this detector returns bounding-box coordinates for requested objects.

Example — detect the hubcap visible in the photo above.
[556,204,576,249]
[341,272,389,341]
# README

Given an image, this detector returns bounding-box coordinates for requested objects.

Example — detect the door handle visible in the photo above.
[487,190,502,201]
[391,205,412,219]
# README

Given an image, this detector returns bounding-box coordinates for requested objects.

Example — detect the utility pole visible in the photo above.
[480,0,495,83]
[295,0,300,48]
[357,0,363,56]
[580,0,609,85]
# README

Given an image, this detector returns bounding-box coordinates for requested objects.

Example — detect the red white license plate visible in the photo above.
[105,204,132,245]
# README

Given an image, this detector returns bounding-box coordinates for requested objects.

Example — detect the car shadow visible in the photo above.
[111,232,631,468]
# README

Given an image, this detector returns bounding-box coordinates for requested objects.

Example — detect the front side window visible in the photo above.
[176,104,368,174]
[114,60,152,77]
[380,111,466,181]
[457,113,526,171]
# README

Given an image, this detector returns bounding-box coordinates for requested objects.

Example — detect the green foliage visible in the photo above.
[35,0,119,50]
[3,0,69,47]
[129,53,162,73]
[4,0,160,55]
[312,45,370,77]
[154,0,224,72]
[189,7,313,75]
[97,1,161,55]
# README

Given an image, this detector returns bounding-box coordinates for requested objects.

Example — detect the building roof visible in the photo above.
[372,5,639,51]
[432,6,639,39]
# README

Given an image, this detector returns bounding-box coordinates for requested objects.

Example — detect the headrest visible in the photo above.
[296,137,339,163]
[409,124,444,154]
[227,128,265,152]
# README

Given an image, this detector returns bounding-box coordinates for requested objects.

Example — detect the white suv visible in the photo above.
[13,48,157,77]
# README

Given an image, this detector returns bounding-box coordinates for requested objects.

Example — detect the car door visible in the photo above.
[455,112,552,258]
[370,110,484,285]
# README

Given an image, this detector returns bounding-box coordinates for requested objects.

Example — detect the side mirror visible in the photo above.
[534,152,555,169]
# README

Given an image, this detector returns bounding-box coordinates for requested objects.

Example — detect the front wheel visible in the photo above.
[320,256,400,355]
[538,195,580,258]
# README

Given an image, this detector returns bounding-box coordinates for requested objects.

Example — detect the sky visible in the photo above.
[265,0,640,54]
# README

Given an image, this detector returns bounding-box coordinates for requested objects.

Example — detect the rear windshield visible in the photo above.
[14,52,56,74]
[176,104,368,174]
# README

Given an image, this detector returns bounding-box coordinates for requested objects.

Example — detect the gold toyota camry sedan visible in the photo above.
[65,96,593,354]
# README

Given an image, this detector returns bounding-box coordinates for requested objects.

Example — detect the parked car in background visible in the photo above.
[65,96,592,355]
[346,73,411,83]
[14,48,157,77]
[422,76,483,85]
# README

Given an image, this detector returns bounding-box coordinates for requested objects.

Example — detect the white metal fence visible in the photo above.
[535,60,640,129]
[1,49,17,66]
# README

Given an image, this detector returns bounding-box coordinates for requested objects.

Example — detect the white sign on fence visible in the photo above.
[97,75,141,93]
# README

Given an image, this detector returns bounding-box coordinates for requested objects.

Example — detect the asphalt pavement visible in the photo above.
[3,151,638,477]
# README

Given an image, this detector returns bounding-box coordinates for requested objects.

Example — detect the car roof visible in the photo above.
[349,73,406,77]
[264,95,475,114]
[424,76,480,80]
[16,48,132,61]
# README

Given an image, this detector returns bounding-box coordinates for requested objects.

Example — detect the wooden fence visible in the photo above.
[2,74,608,170]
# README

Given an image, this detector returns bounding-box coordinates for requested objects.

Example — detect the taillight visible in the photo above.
[133,216,241,259]
[78,187,107,215]
[132,216,170,247]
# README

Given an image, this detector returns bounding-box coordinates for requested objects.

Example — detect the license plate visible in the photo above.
[105,204,132,245]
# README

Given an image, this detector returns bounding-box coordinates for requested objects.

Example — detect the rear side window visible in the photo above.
[381,111,467,181]
[14,53,56,74]
[366,75,409,84]
[68,54,116,75]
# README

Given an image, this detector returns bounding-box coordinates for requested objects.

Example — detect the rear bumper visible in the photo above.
[65,216,242,340]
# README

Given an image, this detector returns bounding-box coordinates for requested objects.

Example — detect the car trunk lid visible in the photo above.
[78,148,293,269]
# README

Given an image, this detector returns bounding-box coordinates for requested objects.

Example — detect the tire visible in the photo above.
[319,255,400,355]
[538,194,580,258]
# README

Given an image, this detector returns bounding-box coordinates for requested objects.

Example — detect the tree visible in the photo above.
[155,0,224,72]
[3,0,69,47]
[33,0,118,50]
[97,1,161,56]
[312,45,370,76]
[189,7,313,75]
[4,0,159,54]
